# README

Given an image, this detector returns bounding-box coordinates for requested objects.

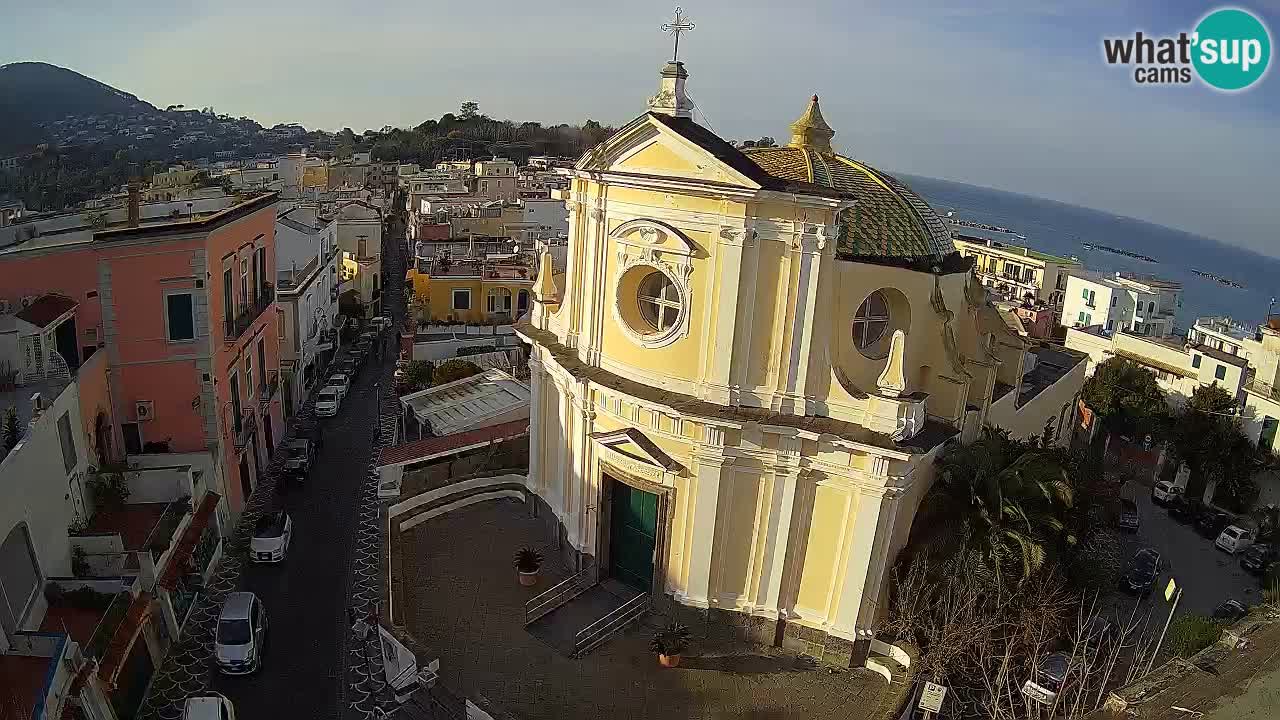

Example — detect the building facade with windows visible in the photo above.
[0,193,284,517]
[952,235,1080,322]
[275,206,343,418]
[406,255,534,324]
[1061,270,1181,337]
[335,200,383,317]
[516,62,1086,665]
[474,158,518,202]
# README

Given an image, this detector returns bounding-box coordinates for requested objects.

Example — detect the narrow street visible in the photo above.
[213,364,382,719]
[139,211,406,720]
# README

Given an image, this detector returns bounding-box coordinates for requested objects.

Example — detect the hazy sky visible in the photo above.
[3,1,1278,256]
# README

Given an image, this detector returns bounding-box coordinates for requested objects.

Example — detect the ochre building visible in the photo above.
[515,60,1086,664]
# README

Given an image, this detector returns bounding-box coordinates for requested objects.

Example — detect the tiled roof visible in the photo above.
[740,146,955,262]
[378,418,529,467]
[14,293,77,328]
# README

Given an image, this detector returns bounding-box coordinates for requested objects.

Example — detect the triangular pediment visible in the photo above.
[577,114,762,189]
[590,428,685,473]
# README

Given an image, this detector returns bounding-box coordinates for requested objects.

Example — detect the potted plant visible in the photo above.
[649,622,692,667]
[514,547,544,586]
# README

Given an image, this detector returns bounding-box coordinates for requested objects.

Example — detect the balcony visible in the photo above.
[258,371,279,409]
[232,408,257,450]
[222,283,275,343]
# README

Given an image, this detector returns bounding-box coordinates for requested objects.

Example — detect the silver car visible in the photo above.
[215,592,267,675]
[315,387,341,417]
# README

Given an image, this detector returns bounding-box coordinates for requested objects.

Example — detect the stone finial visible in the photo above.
[788,95,835,153]
[876,330,908,398]
[532,249,560,305]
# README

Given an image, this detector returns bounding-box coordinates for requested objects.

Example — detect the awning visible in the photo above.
[157,492,220,590]
[97,591,153,686]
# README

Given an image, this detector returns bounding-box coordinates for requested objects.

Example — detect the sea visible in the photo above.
[900,174,1280,334]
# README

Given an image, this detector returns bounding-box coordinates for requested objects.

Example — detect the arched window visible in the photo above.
[487,287,513,314]
[852,291,891,350]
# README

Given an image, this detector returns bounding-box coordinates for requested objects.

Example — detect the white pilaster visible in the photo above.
[685,425,728,607]
[758,465,801,615]
[526,360,545,494]
[702,226,745,403]
[783,227,825,414]
[831,487,890,640]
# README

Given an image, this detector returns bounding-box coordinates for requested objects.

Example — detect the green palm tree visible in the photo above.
[935,429,1075,586]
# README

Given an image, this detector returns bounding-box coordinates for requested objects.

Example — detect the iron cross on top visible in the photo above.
[662,7,695,62]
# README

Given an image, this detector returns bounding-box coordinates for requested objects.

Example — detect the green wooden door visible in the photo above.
[608,480,658,592]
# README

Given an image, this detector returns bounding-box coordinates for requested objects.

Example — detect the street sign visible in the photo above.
[1165,577,1177,602]
[919,681,947,713]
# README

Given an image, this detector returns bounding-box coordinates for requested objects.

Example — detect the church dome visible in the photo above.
[741,96,955,263]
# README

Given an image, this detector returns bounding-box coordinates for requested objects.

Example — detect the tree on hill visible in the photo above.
[1080,357,1167,441]
[459,101,480,120]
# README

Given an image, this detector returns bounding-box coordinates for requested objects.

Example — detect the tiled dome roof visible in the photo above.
[741,96,955,263]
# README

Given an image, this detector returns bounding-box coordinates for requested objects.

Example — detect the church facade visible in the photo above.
[515,60,1086,663]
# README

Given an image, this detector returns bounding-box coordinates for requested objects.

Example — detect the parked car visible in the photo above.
[1121,548,1163,595]
[1118,499,1141,532]
[1152,480,1183,506]
[183,694,236,720]
[1212,599,1248,622]
[215,592,267,674]
[327,374,350,401]
[316,387,342,417]
[282,438,316,478]
[1197,510,1234,539]
[1215,525,1256,554]
[250,511,292,563]
[1021,651,1071,706]
[1241,544,1276,575]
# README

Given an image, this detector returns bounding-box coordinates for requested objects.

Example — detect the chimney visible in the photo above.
[127,184,141,227]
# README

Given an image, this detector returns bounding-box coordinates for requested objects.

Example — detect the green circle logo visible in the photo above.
[1193,8,1271,91]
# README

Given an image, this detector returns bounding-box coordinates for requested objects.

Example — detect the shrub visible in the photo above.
[649,622,691,657]
[1167,614,1224,657]
[433,359,482,386]
[513,547,543,573]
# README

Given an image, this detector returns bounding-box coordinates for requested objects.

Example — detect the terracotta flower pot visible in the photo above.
[518,570,539,586]
[658,654,682,668]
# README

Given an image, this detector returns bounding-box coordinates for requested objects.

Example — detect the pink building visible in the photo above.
[0,193,284,516]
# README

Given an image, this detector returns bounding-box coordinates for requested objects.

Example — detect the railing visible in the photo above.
[524,563,597,626]
[143,498,193,561]
[222,283,275,343]
[259,371,280,408]
[232,409,257,450]
[571,593,651,658]
[84,592,131,660]
[1246,377,1280,403]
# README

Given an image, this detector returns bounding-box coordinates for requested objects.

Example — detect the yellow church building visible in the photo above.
[515,59,1086,665]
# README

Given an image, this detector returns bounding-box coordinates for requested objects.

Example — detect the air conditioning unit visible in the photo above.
[135,400,155,422]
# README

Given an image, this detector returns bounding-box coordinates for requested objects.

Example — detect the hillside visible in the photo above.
[0,62,157,155]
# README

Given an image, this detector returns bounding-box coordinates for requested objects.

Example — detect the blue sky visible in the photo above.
[2,1,1278,256]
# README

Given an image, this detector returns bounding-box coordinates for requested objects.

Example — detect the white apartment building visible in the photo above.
[275,206,342,415]
[1061,271,1181,337]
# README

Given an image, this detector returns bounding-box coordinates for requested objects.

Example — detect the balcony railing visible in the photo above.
[222,283,275,343]
[258,371,279,408]
[231,408,257,450]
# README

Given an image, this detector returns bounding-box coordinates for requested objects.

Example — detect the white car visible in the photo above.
[1215,525,1256,554]
[315,387,342,417]
[250,511,292,563]
[215,592,267,675]
[183,694,235,720]
[1152,480,1183,505]
[328,374,350,401]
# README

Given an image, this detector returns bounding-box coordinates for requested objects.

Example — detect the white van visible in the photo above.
[183,694,235,720]
[1216,525,1256,554]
